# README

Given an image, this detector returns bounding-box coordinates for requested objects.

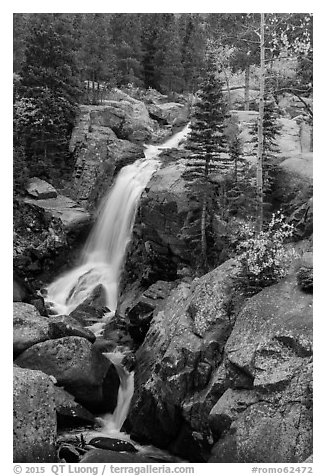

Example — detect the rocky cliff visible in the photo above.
[69,89,190,210]
[128,248,313,463]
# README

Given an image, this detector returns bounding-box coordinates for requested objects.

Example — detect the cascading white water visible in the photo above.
[99,352,134,435]
[46,124,190,316]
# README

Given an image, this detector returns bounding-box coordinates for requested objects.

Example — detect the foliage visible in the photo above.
[76,13,118,103]
[110,14,143,87]
[13,145,28,193]
[14,14,81,185]
[236,212,297,292]
[182,53,229,269]
[179,14,206,92]
[14,90,78,176]
[157,17,184,93]
[185,56,229,178]
[13,13,312,100]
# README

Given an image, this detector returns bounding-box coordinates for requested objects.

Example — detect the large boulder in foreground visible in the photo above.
[13,367,56,462]
[128,257,313,462]
[13,303,49,356]
[209,275,313,463]
[14,336,114,411]
[128,259,242,460]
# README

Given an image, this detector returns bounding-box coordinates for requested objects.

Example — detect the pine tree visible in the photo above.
[180,14,206,93]
[140,14,161,90]
[13,14,32,73]
[16,14,81,179]
[110,14,144,87]
[77,13,118,102]
[156,16,184,93]
[183,54,229,269]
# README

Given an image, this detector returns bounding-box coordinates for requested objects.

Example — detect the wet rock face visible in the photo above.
[54,386,96,429]
[69,284,108,324]
[128,259,243,459]
[126,281,176,345]
[120,150,195,294]
[128,262,313,463]
[88,437,138,453]
[13,367,57,463]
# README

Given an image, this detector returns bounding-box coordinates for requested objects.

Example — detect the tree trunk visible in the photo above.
[256,13,265,234]
[201,190,207,269]
[244,64,250,111]
[201,158,210,269]
[223,70,231,109]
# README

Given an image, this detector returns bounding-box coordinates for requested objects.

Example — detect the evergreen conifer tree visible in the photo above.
[16,14,81,179]
[110,14,143,87]
[157,16,184,93]
[180,14,206,93]
[183,54,229,269]
[77,13,118,102]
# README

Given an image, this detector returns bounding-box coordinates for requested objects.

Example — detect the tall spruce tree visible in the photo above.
[183,54,229,269]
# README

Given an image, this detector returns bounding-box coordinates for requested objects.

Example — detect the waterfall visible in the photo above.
[99,352,134,435]
[46,124,190,316]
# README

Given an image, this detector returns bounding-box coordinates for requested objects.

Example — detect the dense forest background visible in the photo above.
[13,13,312,191]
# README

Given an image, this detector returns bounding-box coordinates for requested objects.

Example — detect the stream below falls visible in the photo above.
[45,125,190,461]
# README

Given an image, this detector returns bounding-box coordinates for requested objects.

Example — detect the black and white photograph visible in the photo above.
[11,7,314,471]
